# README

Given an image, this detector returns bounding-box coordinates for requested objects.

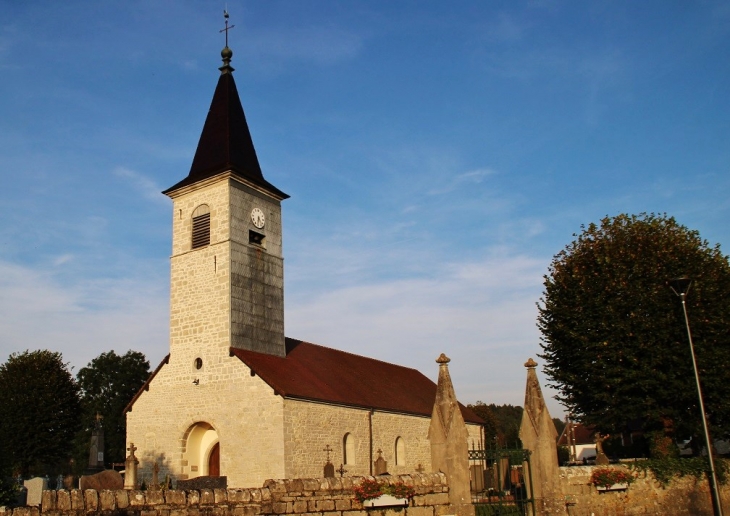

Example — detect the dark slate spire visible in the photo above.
[164,46,288,199]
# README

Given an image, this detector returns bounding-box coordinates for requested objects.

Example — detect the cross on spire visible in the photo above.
[220,10,235,48]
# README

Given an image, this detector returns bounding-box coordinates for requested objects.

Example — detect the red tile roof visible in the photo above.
[230,338,483,424]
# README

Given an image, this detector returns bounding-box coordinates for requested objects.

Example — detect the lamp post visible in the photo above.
[667,277,723,516]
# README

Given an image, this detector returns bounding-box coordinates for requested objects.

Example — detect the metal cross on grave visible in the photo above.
[336,464,348,477]
[415,463,425,474]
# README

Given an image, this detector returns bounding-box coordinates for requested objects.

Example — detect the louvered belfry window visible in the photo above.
[191,205,210,249]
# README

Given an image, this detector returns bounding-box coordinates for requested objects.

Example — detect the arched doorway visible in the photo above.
[182,422,219,478]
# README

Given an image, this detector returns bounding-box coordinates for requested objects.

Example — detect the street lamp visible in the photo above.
[667,277,724,516]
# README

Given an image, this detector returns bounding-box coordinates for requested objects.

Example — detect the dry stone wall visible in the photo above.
[2,474,452,516]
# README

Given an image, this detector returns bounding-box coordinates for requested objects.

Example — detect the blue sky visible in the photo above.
[1,1,729,418]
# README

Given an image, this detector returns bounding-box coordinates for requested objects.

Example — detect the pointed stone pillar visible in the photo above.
[428,354,473,515]
[519,358,560,513]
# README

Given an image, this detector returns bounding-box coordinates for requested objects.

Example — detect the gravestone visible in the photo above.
[15,485,27,507]
[86,413,105,474]
[124,443,139,490]
[79,470,123,491]
[24,477,47,506]
[373,449,388,475]
[323,461,335,478]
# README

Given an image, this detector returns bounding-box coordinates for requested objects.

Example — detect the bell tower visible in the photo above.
[163,42,289,361]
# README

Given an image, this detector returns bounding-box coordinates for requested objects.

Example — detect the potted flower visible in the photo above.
[590,467,635,491]
[353,478,415,508]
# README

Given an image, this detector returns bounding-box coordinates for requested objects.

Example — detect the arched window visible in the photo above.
[395,437,405,466]
[192,205,210,249]
[343,433,355,465]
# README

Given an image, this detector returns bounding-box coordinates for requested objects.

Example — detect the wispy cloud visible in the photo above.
[286,251,562,415]
[428,168,497,196]
[114,167,167,205]
[0,260,168,372]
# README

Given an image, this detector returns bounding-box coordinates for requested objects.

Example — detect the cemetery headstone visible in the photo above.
[322,444,335,477]
[373,449,388,475]
[86,413,105,473]
[124,443,139,490]
[324,461,335,478]
[24,477,47,506]
[79,470,123,491]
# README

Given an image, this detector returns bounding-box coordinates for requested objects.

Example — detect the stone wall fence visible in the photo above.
[1,473,454,516]
[554,465,730,516]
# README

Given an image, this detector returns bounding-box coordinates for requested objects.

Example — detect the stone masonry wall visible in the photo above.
[2,474,452,516]
[126,357,286,488]
[283,399,483,479]
[551,465,730,516]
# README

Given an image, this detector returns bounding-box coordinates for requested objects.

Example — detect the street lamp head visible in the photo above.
[667,276,692,297]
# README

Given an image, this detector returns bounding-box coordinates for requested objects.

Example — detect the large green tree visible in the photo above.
[538,213,730,448]
[75,350,150,469]
[0,350,81,476]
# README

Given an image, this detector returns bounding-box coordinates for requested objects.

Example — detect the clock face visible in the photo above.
[251,208,265,229]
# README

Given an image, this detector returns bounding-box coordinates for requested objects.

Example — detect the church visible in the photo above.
[124,40,483,489]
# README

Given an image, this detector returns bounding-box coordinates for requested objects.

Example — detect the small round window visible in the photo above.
[194,358,203,370]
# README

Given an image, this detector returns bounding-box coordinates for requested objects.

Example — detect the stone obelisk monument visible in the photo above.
[518,358,561,514]
[428,353,474,516]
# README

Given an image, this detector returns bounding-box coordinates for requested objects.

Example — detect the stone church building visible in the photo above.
[124,43,483,489]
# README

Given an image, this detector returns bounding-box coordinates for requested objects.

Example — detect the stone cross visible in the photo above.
[124,443,139,490]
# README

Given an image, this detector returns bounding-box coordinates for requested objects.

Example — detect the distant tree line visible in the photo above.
[467,401,565,449]
[0,349,150,479]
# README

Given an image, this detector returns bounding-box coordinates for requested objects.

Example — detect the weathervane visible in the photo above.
[220,9,235,47]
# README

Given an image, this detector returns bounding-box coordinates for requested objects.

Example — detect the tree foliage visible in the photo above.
[468,402,525,447]
[75,350,150,468]
[0,350,81,476]
[538,213,730,445]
